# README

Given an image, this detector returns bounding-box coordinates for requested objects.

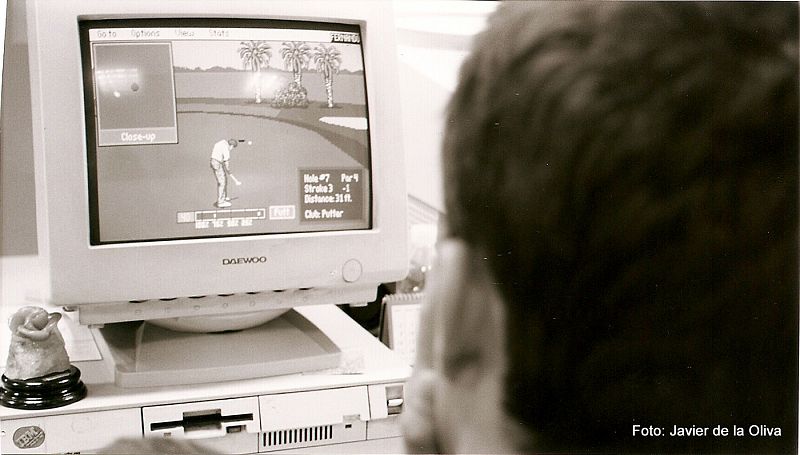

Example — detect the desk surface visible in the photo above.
[0,255,412,420]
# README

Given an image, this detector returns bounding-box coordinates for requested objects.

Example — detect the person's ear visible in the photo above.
[407,238,518,453]
[429,239,505,383]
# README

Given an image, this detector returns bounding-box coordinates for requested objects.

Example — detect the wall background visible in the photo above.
[1,0,37,255]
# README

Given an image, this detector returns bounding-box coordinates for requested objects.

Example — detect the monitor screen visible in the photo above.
[79,19,372,245]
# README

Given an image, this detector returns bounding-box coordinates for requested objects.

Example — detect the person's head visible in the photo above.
[435,2,797,453]
[228,139,239,149]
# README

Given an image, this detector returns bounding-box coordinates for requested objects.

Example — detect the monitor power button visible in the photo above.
[342,259,362,283]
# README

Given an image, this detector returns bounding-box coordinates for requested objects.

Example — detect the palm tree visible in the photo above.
[312,44,342,108]
[239,40,272,103]
[280,41,312,85]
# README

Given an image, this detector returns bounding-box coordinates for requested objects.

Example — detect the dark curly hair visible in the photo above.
[443,2,798,452]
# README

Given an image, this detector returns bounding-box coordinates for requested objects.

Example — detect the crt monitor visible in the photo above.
[25,0,407,332]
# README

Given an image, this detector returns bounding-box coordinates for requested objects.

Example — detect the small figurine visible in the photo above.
[1,306,86,409]
[5,306,71,380]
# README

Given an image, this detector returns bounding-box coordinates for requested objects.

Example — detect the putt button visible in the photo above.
[342,259,362,283]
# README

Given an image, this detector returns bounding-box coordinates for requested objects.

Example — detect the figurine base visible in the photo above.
[1,366,87,409]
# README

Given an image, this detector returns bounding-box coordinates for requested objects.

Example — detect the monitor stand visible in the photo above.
[97,310,341,388]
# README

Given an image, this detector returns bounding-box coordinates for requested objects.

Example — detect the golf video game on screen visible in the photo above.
[84,22,371,244]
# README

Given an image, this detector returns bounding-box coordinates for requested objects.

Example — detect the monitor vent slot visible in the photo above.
[264,425,334,447]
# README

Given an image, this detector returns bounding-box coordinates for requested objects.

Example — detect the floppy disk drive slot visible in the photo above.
[150,409,254,433]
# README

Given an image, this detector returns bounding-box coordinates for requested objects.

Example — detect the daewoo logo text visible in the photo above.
[222,256,268,265]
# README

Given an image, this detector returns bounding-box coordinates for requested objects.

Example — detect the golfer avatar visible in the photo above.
[210,139,237,208]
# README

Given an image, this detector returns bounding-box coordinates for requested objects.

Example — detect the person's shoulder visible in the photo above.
[213,139,228,151]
